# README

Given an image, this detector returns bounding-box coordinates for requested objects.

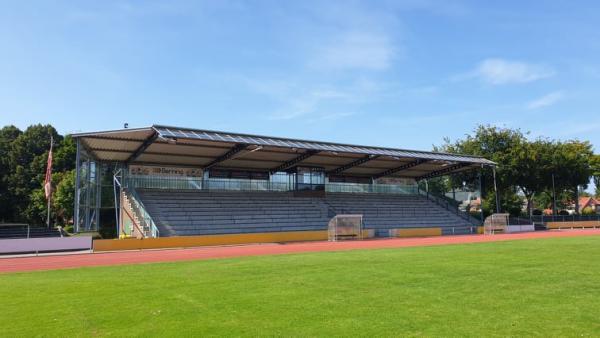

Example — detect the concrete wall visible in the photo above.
[94,231,330,251]
[546,221,600,229]
[0,237,93,254]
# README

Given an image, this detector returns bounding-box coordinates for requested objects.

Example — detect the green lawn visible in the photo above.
[2,236,600,337]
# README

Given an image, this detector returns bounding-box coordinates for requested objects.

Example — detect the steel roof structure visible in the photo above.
[72,125,494,180]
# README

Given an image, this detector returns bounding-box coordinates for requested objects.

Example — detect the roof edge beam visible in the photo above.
[126,131,159,163]
[372,159,429,180]
[416,162,472,181]
[270,150,319,173]
[204,144,249,170]
[327,155,379,175]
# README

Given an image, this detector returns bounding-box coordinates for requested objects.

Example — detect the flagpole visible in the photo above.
[46,135,53,229]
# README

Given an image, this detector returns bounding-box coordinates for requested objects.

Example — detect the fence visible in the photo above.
[529,214,600,223]
[126,175,420,195]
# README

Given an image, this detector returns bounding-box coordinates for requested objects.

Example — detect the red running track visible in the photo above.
[2,229,600,274]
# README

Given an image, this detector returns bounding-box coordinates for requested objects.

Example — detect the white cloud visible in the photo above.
[307,111,357,123]
[470,58,555,85]
[527,91,564,110]
[267,88,352,120]
[309,32,395,71]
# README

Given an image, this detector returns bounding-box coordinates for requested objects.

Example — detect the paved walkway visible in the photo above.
[2,229,600,274]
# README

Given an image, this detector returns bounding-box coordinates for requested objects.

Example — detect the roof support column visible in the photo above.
[479,168,484,223]
[493,165,500,214]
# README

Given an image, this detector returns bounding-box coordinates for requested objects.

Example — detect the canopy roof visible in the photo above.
[72,125,494,180]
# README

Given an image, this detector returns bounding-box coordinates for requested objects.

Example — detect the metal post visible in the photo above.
[74,139,81,233]
[492,165,500,214]
[95,162,101,231]
[46,135,53,229]
[84,158,91,231]
[575,185,580,215]
[113,169,121,238]
[552,173,557,216]
[478,169,484,223]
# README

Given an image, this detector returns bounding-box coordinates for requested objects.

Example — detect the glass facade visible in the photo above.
[74,139,121,233]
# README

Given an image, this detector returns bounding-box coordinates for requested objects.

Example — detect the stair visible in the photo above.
[122,192,152,238]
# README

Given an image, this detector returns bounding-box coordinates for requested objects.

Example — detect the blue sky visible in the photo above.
[1,0,599,153]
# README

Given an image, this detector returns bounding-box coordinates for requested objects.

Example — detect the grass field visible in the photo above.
[2,236,600,337]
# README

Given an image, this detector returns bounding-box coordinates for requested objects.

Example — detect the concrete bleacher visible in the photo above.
[138,190,330,236]
[325,193,475,235]
[137,189,476,237]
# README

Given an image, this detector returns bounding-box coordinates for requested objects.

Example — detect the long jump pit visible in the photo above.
[2,229,600,274]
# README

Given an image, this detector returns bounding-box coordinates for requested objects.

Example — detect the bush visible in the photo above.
[582,207,596,215]
[532,209,543,215]
[469,211,482,219]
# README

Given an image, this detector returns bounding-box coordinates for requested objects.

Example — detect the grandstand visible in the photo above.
[72,125,494,244]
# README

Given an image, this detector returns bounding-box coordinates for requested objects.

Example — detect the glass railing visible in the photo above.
[126,175,419,195]
[204,178,291,191]
[326,182,418,194]
[127,175,203,190]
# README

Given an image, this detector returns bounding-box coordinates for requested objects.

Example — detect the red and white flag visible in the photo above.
[44,138,53,200]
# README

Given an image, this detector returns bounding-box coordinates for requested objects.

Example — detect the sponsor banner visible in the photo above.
[129,165,203,177]
[375,177,416,185]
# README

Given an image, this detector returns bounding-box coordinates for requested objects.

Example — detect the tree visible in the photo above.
[0,124,78,225]
[591,154,600,197]
[53,170,76,225]
[440,125,527,214]
[440,126,595,217]
[511,139,555,216]
[551,141,594,213]
[6,124,61,223]
[0,125,22,221]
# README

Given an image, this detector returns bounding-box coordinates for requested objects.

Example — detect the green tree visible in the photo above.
[6,124,61,223]
[551,141,594,213]
[511,139,556,216]
[53,170,75,225]
[440,125,527,214]
[590,154,600,197]
[1,124,77,225]
[0,125,22,221]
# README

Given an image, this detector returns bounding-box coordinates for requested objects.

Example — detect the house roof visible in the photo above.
[579,196,599,208]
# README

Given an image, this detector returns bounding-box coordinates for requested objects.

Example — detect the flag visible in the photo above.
[44,137,53,200]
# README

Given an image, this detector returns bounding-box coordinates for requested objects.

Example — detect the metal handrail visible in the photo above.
[121,204,147,238]
[420,190,481,225]
[126,186,160,238]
